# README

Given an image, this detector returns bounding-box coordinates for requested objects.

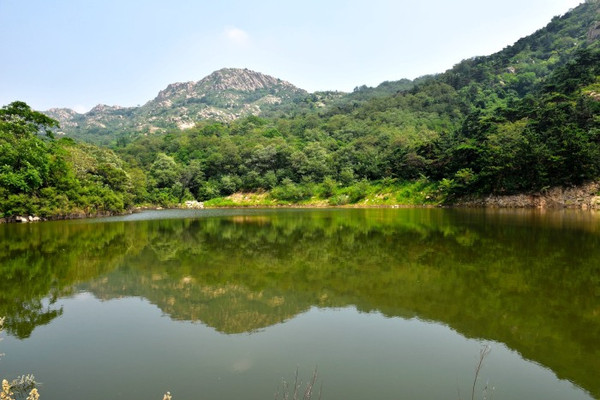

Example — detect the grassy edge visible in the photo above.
[203,179,444,208]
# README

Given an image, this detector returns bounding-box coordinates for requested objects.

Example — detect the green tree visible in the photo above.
[0,102,58,196]
[150,153,180,189]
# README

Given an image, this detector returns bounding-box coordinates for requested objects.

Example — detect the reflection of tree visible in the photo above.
[2,209,600,396]
[92,209,600,397]
[2,300,62,339]
[0,221,141,338]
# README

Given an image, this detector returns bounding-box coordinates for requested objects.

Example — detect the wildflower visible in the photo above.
[1,379,14,400]
[26,388,39,400]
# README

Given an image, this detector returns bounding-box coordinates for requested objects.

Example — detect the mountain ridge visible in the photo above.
[45,67,310,139]
[2,1,600,219]
[43,1,600,143]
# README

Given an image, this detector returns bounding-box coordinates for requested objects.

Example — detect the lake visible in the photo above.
[0,208,598,400]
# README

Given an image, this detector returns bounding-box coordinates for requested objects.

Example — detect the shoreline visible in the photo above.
[3,182,600,224]
[455,182,600,209]
[0,210,132,224]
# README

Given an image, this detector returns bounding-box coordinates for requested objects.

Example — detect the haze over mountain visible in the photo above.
[45,1,600,144]
[45,68,309,138]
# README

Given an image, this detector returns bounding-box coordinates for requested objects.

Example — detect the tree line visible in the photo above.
[1,21,599,217]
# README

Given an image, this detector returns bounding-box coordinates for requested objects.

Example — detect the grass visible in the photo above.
[202,178,444,208]
[204,192,278,207]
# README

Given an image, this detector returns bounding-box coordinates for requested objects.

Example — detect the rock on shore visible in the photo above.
[457,182,600,209]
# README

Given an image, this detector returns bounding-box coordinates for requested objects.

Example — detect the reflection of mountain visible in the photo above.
[1,209,599,396]
[86,271,316,334]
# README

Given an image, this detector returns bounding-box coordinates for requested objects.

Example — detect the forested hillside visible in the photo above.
[2,1,600,219]
[0,102,136,219]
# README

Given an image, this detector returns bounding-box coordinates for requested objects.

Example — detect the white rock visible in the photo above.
[184,200,204,209]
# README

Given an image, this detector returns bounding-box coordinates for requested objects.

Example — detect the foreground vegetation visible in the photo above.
[1,318,39,400]
[1,2,600,219]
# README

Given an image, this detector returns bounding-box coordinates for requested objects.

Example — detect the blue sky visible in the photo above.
[0,0,583,113]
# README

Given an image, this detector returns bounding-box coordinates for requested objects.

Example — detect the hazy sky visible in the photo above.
[0,0,584,112]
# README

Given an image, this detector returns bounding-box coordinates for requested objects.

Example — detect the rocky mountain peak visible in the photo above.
[88,104,128,114]
[44,68,309,138]
[151,68,302,104]
[154,81,198,103]
[46,107,81,118]
[199,68,297,92]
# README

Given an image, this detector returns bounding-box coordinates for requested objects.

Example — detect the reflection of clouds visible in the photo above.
[231,358,253,373]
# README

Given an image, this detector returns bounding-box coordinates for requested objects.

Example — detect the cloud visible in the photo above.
[231,358,253,373]
[72,104,91,114]
[224,26,250,45]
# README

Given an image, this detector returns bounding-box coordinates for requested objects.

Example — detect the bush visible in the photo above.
[342,179,370,203]
[197,181,220,201]
[0,194,39,217]
[271,179,313,202]
[149,188,178,207]
[328,194,350,206]
[319,176,338,198]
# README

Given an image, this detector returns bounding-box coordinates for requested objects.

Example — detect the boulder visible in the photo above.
[184,200,204,209]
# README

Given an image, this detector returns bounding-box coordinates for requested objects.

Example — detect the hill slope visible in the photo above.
[45,68,309,142]
[2,0,597,220]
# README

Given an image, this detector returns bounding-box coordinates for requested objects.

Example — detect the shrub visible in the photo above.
[342,179,370,203]
[271,179,313,202]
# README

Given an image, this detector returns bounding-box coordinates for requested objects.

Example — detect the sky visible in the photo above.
[0,0,584,113]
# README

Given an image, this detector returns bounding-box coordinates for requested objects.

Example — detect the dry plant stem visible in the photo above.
[303,367,318,400]
[293,367,300,400]
[471,344,491,400]
[275,367,320,400]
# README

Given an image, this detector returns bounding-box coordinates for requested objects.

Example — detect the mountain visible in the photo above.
[436,1,600,96]
[45,68,309,142]
[44,2,600,147]
[4,0,595,219]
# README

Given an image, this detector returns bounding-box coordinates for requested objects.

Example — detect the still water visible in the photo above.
[0,208,598,400]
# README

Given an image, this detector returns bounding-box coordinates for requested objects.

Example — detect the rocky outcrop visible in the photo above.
[44,108,81,132]
[588,21,600,41]
[44,68,308,138]
[184,200,204,209]
[457,182,600,209]
[196,68,299,92]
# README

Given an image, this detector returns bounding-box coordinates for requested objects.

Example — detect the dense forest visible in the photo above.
[1,1,600,219]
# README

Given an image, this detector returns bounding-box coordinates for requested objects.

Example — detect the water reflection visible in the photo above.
[1,208,599,398]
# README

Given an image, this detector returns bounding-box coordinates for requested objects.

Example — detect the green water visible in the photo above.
[0,208,598,400]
